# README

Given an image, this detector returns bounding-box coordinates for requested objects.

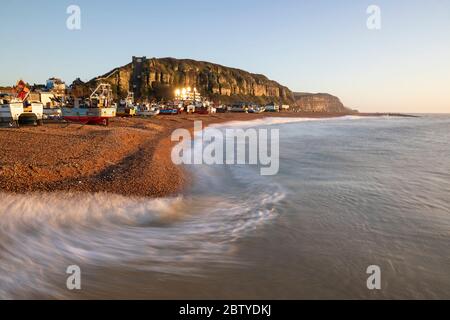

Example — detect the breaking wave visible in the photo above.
[207,115,371,129]
[0,154,285,299]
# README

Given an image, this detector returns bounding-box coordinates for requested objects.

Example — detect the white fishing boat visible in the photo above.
[43,107,62,120]
[0,94,24,127]
[41,93,64,120]
[21,101,44,125]
[265,103,280,112]
[1,80,44,127]
[186,104,196,114]
[62,83,116,126]
[230,103,248,113]
[248,105,266,113]
[117,92,137,117]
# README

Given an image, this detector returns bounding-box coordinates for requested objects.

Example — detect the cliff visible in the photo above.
[293,92,351,113]
[73,57,295,105]
[70,56,352,113]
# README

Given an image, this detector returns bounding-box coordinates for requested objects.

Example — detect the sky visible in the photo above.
[1,0,449,113]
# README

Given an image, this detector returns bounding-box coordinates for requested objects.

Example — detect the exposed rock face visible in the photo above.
[69,56,352,112]
[293,92,350,113]
[75,57,295,104]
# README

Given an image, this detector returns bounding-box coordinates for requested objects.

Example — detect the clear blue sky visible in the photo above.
[1,0,449,112]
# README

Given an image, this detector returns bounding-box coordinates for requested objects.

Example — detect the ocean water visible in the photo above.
[0,115,449,299]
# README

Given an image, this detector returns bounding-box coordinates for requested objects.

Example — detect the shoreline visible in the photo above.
[0,112,407,198]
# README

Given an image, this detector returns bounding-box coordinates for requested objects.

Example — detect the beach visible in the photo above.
[0,112,354,197]
[1,114,448,299]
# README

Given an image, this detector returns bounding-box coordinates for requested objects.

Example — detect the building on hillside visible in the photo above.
[46,78,66,92]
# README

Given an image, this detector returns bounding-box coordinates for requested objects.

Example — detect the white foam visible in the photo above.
[0,183,284,298]
[208,115,369,129]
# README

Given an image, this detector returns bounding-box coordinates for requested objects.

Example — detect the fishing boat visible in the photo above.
[195,104,217,115]
[159,107,180,115]
[159,102,183,115]
[186,104,196,114]
[62,83,116,126]
[21,100,44,125]
[42,94,63,120]
[230,103,248,113]
[186,101,203,114]
[1,80,44,127]
[117,92,137,117]
[215,104,228,113]
[137,103,160,117]
[0,94,24,127]
[43,107,62,120]
[265,103,280,112]
[248,105,266,113]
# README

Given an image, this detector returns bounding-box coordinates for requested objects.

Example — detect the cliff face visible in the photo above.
[77,57,295,105]
[293,92,350,113]
[70,56,351,112]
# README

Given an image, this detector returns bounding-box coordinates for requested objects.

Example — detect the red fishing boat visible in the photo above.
[62,83,116,126]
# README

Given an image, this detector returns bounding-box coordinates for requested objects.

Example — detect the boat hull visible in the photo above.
[64,116,112,125]
[117,107,136,117]
[62,107,116,125]
[0,103,24,122]
[43,108,62,120]
[137,110,160,117]
[159,109,179,115]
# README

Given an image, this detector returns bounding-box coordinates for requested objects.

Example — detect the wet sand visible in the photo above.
[0,112,359,197]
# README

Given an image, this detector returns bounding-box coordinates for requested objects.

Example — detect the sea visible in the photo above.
[0,115,449,299]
